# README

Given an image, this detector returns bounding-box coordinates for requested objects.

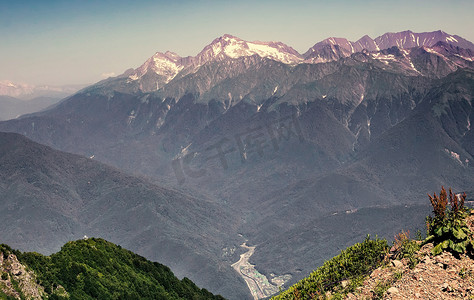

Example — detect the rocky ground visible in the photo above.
[0,250,44,300]
[346,212,474,299]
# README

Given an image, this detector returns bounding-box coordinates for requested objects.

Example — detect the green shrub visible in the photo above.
[392,230,420,268]
[0,244,12,259]
[10,276,26,300]
[373,280,391,299]
[0,290,17,300]
[424,187,473,256]
[17,238,224,300]
[272,236,388,299]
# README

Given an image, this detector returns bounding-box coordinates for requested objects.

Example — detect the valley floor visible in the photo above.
[231,242,291,299]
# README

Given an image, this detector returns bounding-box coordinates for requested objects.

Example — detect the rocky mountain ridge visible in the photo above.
[305,30,474,58]
[0,246,45,300]
[116,30,474,93]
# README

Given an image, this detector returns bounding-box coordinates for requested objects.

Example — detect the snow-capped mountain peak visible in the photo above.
[354,35,379,51]
[129,51,185,82]
[118,30,474,93]
[304,37,353,55]
[304,30,474,62]
[195,34,303,65]
[127,34,303,85]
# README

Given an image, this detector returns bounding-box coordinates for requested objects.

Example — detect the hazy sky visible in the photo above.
[2,0,473,86]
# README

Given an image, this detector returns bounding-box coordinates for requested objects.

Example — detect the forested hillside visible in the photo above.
[0,238,224,300]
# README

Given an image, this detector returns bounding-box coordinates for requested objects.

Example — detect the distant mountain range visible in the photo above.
[0,81,85,100]
[0,30,473,299]
[102,30,473,93]
[0,81,86,121]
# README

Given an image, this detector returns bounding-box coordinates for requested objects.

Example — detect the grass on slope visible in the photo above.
[16,238,224,300]
[272,236,388,299]
[0,291,16,300]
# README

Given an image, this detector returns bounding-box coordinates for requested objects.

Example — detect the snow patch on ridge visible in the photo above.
[199,35,303,65]
[424,47,441,55]
[444,148,469,167]
[371,53,396,61]
[446,36,458,43]
[455,54,474,62]
[128,52,185,86]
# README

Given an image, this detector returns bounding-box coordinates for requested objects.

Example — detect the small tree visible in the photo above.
[425,187,473,256]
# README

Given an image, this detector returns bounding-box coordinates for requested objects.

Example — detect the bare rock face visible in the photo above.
[346,213,474,299]
[0,251,45,300]
[391,260,403,268]
[386,286,399,294]
[7,254,23,276]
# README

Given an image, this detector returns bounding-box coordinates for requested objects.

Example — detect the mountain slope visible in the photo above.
[0,132,249,299]
[1,239,224,300]
[271,201,474,299]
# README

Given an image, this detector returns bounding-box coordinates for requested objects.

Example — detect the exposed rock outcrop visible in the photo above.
[346,213,474,299]
[0,251,45,299]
